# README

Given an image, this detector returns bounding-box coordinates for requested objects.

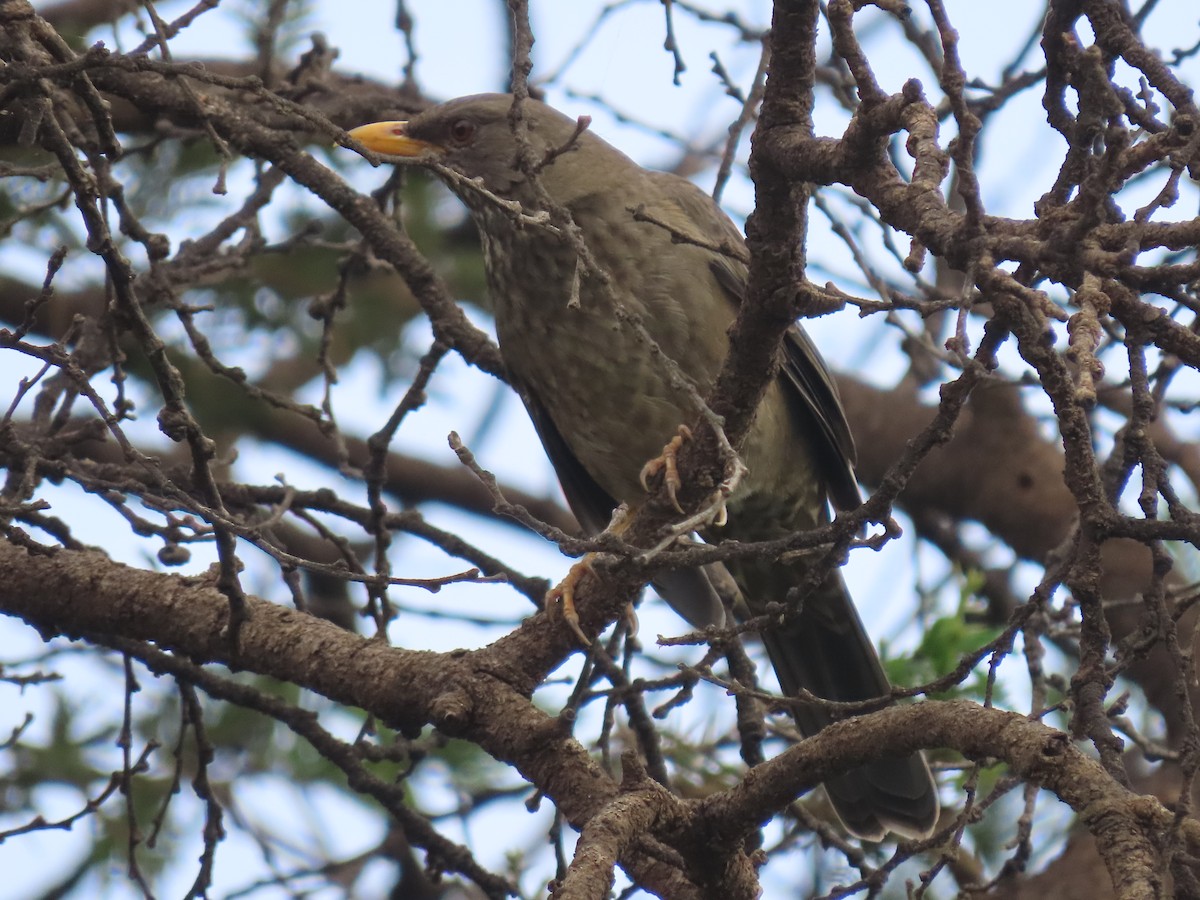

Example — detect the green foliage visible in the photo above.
[885,569,1005,702]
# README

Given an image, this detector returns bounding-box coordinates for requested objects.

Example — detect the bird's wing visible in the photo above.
[709,257,861,510]
[648,173,861,511]
[779,320,861,510]
[517,385,616,536]
[519,385,729,629]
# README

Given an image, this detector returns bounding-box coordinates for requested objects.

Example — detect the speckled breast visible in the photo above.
[475,203,731,505]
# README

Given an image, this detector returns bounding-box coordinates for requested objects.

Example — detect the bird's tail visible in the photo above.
[741,562,939,841]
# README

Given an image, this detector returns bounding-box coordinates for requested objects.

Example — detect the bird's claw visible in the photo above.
[639,425,693,514]
[546,556,595,646]
[623,601,639,638]
[709,492,729,528]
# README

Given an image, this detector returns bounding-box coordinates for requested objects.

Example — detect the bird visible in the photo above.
[348,93,938,841]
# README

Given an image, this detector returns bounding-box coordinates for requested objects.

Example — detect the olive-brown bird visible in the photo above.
[349,94,938,841]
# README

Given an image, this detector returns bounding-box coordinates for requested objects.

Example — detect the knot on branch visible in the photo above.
[1040,732,1071,758]
[430,686,474,735]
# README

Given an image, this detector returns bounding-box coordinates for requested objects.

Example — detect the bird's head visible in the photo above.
[349,93,627,208]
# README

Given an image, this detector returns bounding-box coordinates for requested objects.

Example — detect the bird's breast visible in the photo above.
[478,216,730,503]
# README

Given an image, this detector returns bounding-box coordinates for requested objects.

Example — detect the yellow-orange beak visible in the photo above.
[347,121,444,158]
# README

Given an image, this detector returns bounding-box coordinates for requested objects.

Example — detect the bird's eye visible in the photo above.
[449,119,476,144]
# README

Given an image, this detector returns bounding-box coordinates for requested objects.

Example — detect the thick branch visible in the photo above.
[1,540,1193,899]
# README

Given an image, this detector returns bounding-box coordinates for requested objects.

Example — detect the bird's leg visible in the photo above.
[546,503,638,647]
[639,424,693,513]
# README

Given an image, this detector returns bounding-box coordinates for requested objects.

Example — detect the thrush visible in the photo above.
[349,94,938,841]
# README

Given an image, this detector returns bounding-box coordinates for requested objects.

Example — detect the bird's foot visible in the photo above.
[639,424,693,513]
[697,455,749,530]
[546,555,595,646]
